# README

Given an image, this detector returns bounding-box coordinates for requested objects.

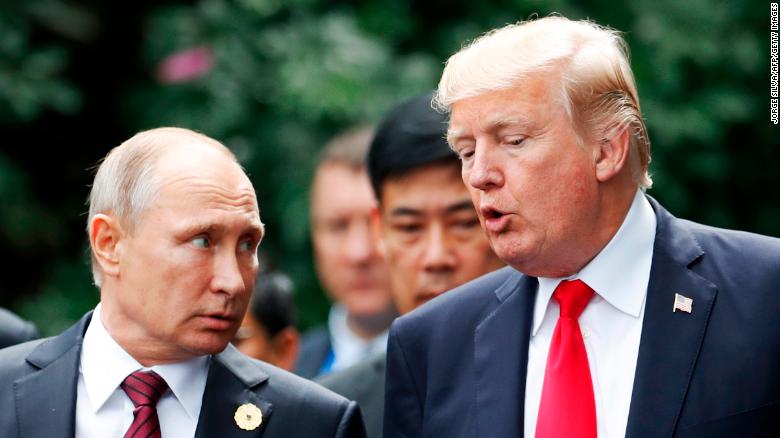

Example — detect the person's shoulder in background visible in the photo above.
[294,324,331,379]
[0,307,39,349]
[317,352,386,438]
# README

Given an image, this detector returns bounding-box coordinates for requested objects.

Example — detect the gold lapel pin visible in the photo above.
[673,293,693,314]
[234,403,263,431]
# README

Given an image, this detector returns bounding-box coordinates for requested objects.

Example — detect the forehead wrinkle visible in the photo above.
[160,173,257,208]
[483,111,534,134]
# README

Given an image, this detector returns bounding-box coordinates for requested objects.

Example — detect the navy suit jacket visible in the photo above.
[0,312,366,438]
[0,307,38,349]
[384,198,780,437]
[295,325,332,379]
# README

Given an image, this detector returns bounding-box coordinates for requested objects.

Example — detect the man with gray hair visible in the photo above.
[0,127,365,437]
[384,16,780,438]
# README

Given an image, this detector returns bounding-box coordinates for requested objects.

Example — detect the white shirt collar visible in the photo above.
[327,303,389,371]
[80,304,210,419]
[532,190,657,336]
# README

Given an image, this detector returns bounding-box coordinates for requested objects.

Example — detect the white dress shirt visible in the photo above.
[524,191,657,438]
[76,304,209,438]
[328,304,389,372]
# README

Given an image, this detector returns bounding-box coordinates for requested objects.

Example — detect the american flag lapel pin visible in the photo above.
[673,293,693,314]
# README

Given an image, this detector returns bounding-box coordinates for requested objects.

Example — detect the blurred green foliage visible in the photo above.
[1,0,777,335]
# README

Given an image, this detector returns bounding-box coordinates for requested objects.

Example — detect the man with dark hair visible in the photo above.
[0,307,38,349]
[318,93,503,437]
[234,270,300,371]
[296,127,396,379]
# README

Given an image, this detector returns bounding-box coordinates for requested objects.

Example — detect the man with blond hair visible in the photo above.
[0,127,365,437]
[384,16,780,438]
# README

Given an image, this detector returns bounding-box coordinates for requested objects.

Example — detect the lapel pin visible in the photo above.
[234,403,263,431]
[673,293,693,314]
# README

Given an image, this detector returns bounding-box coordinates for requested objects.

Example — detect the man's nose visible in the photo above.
[212,249,245,296]
[344,219,377,264]
[421,224,456,273]
[467,144,504,191]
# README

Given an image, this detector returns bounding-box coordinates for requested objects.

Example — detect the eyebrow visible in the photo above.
[447,114,534,145]
[179,221,265,239]
[444,200,476,214]
[389,200,475,218]
[389,207,423,217]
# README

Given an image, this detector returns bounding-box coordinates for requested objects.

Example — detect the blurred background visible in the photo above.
[0,0,777,336]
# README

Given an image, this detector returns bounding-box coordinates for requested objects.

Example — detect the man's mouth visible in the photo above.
[480,205,511,233]
[199,313,238,330]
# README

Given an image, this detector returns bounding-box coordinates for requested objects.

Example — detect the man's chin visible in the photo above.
[186,333,235,356]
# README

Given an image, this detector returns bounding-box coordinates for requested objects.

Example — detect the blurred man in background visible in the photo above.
[0,307,38,349]
[234,269,300,371]
[318,93,504,437]
[296,127,396,379]
[0,127,365,438]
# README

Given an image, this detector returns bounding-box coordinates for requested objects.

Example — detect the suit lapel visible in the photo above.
[625,199,717,438]
[195,345,273,437]
[14,313,91,438]
[474,271,536,438]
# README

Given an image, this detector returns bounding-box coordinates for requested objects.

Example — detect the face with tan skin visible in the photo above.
[447,73,636,278]
[376,162,504,314]
[91,141,264,366]
[311,163,394,331]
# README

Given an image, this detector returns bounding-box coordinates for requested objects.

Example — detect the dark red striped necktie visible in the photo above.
[120,370,169,438]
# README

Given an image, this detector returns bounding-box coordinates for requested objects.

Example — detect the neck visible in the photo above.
[570,183,639,276]
[345,305,398,340]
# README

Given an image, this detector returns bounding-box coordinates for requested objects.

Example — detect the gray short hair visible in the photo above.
[87,127,236,286]
[435,16,652,188]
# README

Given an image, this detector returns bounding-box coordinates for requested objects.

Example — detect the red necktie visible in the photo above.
[535,279,597,438]
[120,370,169,438]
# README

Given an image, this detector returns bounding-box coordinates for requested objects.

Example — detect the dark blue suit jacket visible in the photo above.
[384,198,780,437]
[0,312,366,438]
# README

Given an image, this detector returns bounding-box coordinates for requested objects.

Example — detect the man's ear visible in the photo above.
[370,206,387,258]
[89,214,125,279]
[594,126,630,183]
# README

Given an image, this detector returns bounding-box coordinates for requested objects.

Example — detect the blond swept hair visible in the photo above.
[87,127,237,286]
[435,15,652,188]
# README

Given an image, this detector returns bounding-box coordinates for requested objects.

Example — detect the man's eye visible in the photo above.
[454,218,480,229]
[507,137,525,146]
[192,236,210,248]
[393,223,422,234]
[239,240,256,252]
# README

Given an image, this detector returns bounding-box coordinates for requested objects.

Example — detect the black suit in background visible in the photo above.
[384,197,780,437]
[294,325,332,379]
[318,352,386,438]
[0,307,38,349]
[0,312,366,438]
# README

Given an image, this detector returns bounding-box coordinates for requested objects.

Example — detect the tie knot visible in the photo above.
[553,279,594,319]
[120,370,169,408]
